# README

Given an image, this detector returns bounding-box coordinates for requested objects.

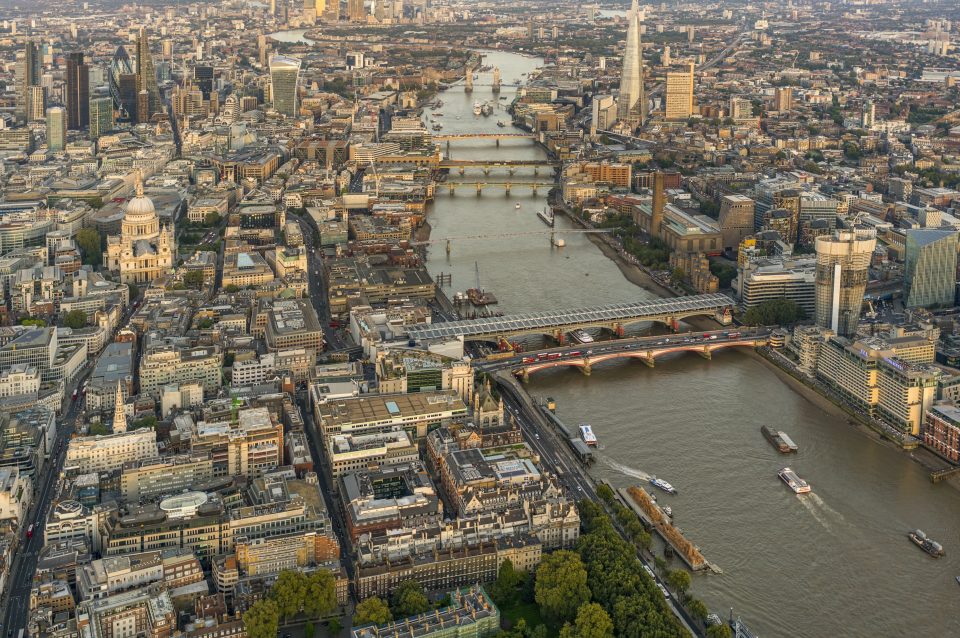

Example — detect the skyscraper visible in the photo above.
[269,54,301,117]
[665,62,695,121]
[814,229,876,337]
[46,106,67,152]
[904,229,959,309]
[111,46,138,122]
[135,27,162,121]
[89,95,114,140]
[348,0,366,21]
[15,41,40,123]
[194,65,214,100]
[617,0,645,125]
[66,52,90,130]
[27,85,47,122]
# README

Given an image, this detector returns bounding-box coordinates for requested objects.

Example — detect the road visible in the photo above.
[494,372,702,637]
[290,212,347,351]
[473,327,773,374]
[0,367,89,635]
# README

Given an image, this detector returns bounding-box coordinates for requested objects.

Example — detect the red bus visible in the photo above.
[26,524,34,538]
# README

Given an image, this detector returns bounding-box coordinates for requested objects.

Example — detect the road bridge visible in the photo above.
[508,330,772,380]
[442,180,556,195]
[439,160,561,177]
[407,294,734,343]
[434,133,533,141]
[413,229,611,249]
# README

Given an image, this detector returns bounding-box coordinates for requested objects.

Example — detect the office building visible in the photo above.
[27,85,47,121]
[351,586,500,638]
[718,194,756,254]
[774,86,793,112]
[15,41,40,122]
[904,229,958,309]
[814,229,876,337]
[923,406,960,464]
[139,345,221,398]
[270,55,301,117]
[735,257,816,316]
[89,95,114,140]
[617,0,645,125]
[110,46,138,121]
[135,27,162,121]
[665,62,694,120]
[65,429,159,475]
[46,106,67,152]
[348,0,366,21]
[194,65,214,99]
[66,52,90,129]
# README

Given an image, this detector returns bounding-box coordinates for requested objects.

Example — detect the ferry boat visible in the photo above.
[579,424,598,447]
[473,102,483,116]
[481,102,493,116]
[432,123,443,131]
[649,477,677,495]
[497,120,507,127]
[778,467,811,494]
[515,203,522,209]
[761,425,798,453]
[908,529,944,557]
[537,207,555,227]
[569,329,594,344]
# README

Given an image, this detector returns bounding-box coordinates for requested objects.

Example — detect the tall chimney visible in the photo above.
[651,172,665,240]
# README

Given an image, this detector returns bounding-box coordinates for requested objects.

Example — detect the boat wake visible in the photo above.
[798,494,833,532]
[601,456,651,481]
[806,493,850,528]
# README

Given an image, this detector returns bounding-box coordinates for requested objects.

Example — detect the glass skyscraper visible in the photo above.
[46,106,66,152]
[89,96,114,140]
[904,228,959,309]
[270,54,301,118]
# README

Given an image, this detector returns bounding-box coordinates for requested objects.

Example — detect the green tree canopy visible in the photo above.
[353,597,392,627]
[19,317,46,327]
[63,310,88,330]
[559,603,614,638]
[491,558,523,606]
[76,228,102,266]
[667,569,691,600]
[270,570,307,620]
[243,599,280,638]
[707,624,734,638]
[303,570,338,618]
[741,298,806,326]
[534,550,590,626]
[184,270,205,289]
[390,579,430,618]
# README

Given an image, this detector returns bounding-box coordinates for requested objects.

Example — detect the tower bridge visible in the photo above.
[406,294,734,343]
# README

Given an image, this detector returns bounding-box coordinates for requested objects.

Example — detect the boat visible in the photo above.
[473,102,482,116]
[569,329,594,344]
[553,237,566,247]
[649,477,677,495]
[466,288,498,305]
[662,505,672,518]
[761,425,798,453]
[497,120,506,127]
[481,102,493,116]
[537,207,555,227]
[432,123,443,131]
[955,576,960,586]
[908,529,944,557]
[515,203,521,209]
[579,424,598,447]
[778,467,811,494]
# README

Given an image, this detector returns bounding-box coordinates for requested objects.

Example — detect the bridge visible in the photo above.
[442,180,555,195]
[407,293,734,343]
[434,134,533,141]
[413,229,611,249]
[439,160,562,177]
[472,328,773,380]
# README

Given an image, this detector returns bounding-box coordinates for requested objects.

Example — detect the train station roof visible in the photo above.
[408,293,732,340]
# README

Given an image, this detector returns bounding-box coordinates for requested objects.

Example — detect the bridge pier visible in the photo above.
[458,166,465,176]
[531,184,539,195]
[640,355,655,368]
[613,323,625,338]
[482,167,491,176]
[446,140,451,158]
[520,369,529,383]
[508,167,515,175]
[699,348,712,360]
[447,184,455,194]
[496,139,500,147]
[446,239,451,256]
[580,363,591,376]
[504,183,511,195]
[534,166,539,175]
[552,329,565,345]
[476,183,483,195]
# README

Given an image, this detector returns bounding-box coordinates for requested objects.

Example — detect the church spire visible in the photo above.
[113,380,127,433]
[135,169,144,198]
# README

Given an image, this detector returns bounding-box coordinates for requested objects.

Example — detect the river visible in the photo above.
[424,50,960,638]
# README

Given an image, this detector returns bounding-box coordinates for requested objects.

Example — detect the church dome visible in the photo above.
[124,175,157,223]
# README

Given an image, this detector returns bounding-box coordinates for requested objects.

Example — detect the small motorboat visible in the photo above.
[514,203,521,209]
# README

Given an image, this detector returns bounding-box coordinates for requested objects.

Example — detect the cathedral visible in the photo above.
[104,174,176,284]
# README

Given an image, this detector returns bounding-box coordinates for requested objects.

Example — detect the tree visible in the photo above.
[77,228,102,266]
[687,598,709,621]
[243,599,280,638]
[559,603,614,638]
[353,597,391,627]
[670,268,686,284]
[130,416,157,431]
[707,624,734,638]
[741,298,806,326]
[223,284,241,293]
[203,212,222,226]
[88,422,109,436]
[270,570,307,620]
[491,558,522,606]
[667,569,691,601]
[534,550,590,626]
[184,270,205,289]
[20,317,46,327]
[63,310,88,329]
[390,579,430,618]
[709,262,738,288]
[303,569,337,618]
[127,283,139,301]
